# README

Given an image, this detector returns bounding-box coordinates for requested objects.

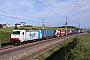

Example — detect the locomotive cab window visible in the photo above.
[22,32,24,35]
[12,31,20,35]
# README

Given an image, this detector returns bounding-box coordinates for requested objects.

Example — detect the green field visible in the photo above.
[0,26,74,31]
[35,33,90,60]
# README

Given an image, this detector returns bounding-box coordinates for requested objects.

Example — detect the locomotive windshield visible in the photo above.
[12,31,20,35]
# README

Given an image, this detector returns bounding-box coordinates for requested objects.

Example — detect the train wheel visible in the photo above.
[23,41,26,44]
[35,39,37,42]
[14,43,19,46]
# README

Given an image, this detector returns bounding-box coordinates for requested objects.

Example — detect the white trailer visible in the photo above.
[10,30,42,44]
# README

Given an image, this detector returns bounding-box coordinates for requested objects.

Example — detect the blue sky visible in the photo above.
[0,0,89,28]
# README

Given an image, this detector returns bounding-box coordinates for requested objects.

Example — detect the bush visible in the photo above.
[66,34,90,60]
[0,31,11,43]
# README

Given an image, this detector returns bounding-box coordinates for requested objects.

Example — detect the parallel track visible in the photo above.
[0,45,15,50]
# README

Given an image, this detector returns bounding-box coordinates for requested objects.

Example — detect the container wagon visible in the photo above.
[80,29,84,33]
[40,30,56,39]
[66,30,72,35]
[73,30,78,34]
[55,30,60,37]
[10,30,42,44]
[60,30,66,36]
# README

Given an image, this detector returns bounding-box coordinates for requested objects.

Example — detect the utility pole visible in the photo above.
[84,26,85,29]
[42,18,45,29]
[79,23,80,33]
[79,23,80,29]
[66,17,68,38]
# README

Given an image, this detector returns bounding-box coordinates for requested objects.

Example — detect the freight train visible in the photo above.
[10,29,85,45]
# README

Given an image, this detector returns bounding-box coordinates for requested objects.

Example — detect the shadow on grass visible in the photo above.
[1,42,12,46]
[45,39,78,60]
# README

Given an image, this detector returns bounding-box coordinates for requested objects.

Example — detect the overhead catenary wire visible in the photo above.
[0,2,62,24]
[37,0,68,37]
[0,1,67,27]
[37,0,68,27]
[0,6,54,26]
[0,14,42,23]
[37,0,66,18]
[0,6,42,23]
[0,6,40,19]
[0,18,19,22]
[0,7,42,23]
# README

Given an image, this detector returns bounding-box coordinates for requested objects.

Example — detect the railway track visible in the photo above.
[0,33,86,60]
[0,36,65,52]
[0,45,13,50]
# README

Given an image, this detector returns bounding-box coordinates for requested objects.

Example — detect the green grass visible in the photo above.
[0,26,74,32]
[0,27,14,32]
[19,26,66,30]
[0,27,12,44]
[66,33,90,60]
[0,31,11,43]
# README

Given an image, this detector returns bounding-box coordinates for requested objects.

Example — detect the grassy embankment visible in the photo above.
[35,33,90,60]
[66,33,90,60]
[35,36,78,60]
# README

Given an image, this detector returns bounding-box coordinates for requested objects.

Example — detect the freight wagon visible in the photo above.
[40,30,56,39]
[80,29,84,33]
[73,30,78,34]
[55,30,60,37]
[60,30,66,36]
[66,30,72,35]
[10,30,42,44]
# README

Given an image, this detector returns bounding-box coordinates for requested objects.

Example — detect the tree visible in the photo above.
[0,24,3,28]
